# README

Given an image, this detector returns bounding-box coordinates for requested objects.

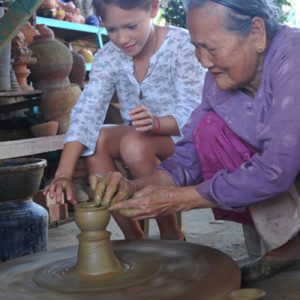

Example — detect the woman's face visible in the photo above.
[101,3,158,58]
[187,4,264,92]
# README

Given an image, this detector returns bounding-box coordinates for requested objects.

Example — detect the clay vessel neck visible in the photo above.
[74,203,122,276]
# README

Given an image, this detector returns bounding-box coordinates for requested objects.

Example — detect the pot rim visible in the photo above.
[0,158,47,174]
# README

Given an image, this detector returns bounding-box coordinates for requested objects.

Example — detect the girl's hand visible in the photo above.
[89,172,136,206]
[129,105,157,134]
[43,175,76,205]
[109,185,201,220]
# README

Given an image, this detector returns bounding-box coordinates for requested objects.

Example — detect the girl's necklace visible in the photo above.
[134,26,159,100]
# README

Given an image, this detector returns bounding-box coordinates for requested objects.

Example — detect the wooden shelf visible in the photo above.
[35,16,107,48]
[0,90,43,113]
[0,135,65,159]
[0,90,43,97]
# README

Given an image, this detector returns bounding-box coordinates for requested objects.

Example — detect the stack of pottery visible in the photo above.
[0,8,20,93]
[29,25,81,134]
[11,32,37,91]
[0,158,48,261]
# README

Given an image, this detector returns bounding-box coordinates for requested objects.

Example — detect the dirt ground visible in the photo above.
[48,208,248,260]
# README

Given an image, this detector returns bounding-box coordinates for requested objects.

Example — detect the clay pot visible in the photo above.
[29,32,73,89]
[20,22,40,45]
[38,0,56,10]
[30,121,59,137]
[0,158,47,202]
[78,48,94,63]
[69,51,86,88]
[0,158,48,262]
[74,203,122,276]
[229,288,266,300]
[13,64,33,91]
[39,84,81,133]
[52,113,71,134]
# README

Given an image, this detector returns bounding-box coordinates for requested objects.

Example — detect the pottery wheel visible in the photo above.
[0,240,240,300]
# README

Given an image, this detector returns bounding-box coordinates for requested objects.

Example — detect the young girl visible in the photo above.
[45,0,205,240]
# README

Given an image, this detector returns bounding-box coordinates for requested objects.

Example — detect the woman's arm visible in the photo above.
[109,184,215,220]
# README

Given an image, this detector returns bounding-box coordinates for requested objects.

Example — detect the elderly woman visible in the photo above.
[90,0,300,283]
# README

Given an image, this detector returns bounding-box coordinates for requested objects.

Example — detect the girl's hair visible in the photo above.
[92,0,153,19]
[182,0,281,40]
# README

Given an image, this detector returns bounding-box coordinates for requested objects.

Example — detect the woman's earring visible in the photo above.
[257,45,264,53]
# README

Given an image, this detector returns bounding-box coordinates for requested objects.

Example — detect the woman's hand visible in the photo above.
[109,185,206,220]
[43,175,76,205]
[129,105,159,134]
[89,172,136,206]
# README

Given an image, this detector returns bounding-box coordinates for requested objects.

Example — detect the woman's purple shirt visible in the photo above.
[159,26,300,211]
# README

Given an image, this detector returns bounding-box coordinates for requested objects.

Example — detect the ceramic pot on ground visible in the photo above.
[0,158,48,261]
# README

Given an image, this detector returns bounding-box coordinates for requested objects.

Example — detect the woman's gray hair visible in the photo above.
[182,0,281,40]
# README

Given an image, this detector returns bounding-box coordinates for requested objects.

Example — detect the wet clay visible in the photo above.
[0,203,241,300]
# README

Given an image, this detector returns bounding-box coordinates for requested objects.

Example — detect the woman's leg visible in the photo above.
[84,125,145,239]
[194,111,256,225]
[120,131,184,240]
[194,112,300,282]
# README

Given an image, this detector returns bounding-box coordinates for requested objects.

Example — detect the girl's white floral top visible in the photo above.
[65,26,206,156]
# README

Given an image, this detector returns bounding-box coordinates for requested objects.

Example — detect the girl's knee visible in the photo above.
[120,132,150,164]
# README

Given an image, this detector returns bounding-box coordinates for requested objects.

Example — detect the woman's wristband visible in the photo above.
[152,116,160,134]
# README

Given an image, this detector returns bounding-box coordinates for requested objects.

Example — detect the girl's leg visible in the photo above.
[84,125,145,239]
[120,131,184,240]
[84,125,130,173]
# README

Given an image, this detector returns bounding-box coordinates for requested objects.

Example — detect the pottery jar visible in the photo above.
[29,28,73,89]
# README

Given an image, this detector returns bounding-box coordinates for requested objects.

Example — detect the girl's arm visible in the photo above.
[129,104,180,135]
[44,141,84,204]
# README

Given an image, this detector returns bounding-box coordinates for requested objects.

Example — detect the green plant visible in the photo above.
[162,0,292,28]
[276,0,292,22]
[161,0,186,28]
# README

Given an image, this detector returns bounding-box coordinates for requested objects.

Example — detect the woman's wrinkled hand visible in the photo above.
[109,185,191,220]
[43,175,76,205]
[89,171,136,206]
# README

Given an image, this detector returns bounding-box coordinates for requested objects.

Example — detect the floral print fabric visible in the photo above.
[65,26,206,156]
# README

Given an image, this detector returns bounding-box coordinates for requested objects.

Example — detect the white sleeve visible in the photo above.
[64,49,115,156]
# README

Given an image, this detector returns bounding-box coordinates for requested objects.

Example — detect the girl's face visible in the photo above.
[187,4,265,92]
[101,3,158,58]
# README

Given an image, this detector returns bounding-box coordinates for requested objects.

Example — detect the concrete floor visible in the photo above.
[48,209,300,300]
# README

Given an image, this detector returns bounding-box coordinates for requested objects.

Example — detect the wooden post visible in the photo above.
[0,0,43,54]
